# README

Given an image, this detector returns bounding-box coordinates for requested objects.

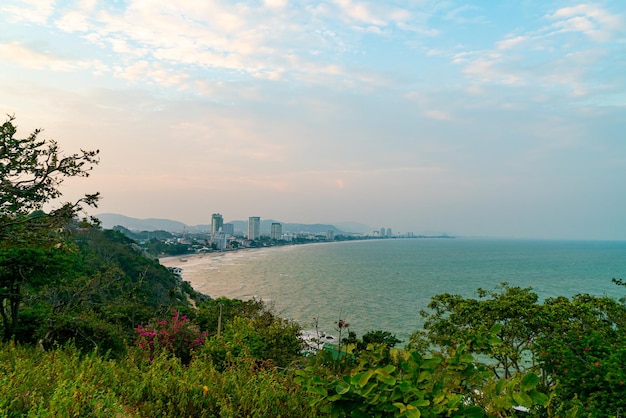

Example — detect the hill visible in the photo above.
[96,213,348,235]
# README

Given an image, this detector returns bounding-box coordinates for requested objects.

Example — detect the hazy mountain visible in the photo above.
[96,213,191,232]
[96,213,346,235]
[331,221,371,234]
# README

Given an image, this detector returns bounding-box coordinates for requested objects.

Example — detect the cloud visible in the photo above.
[0,41,107,73]
[443,5,486,24]
[425,109,451,121]
[548,4,624,41]
[496,35,527,50]
[264,0,287,9]
[113,61,189,87]
[1,0,55,24]
[450,3,625,97]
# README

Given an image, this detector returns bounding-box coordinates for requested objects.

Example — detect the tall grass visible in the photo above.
[0,341,320,417]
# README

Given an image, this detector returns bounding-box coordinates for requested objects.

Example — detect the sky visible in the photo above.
[1,0,625,239]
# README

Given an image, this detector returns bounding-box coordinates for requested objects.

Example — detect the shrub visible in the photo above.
[135,309,207,364]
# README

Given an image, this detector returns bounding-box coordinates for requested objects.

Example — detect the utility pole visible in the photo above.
[217,303,223,338]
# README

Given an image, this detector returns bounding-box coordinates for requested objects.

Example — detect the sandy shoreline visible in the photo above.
[158,248,264,298]
[158,242,335,299]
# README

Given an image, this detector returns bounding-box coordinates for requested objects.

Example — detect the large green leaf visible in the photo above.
[512,392,532,408]
[520,373,539,392]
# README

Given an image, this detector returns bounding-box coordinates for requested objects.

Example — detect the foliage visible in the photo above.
[135,309,207,364]
[343,330,402,353]
[197,297,304,368]
[410,283,544,379]
[0,245,75,340]
[296,324,550,417]
[411,283,626,417]
[534,294,626,415]
[0,114,99,221]
[0,341,320,417]
[1,115,99,341]
[1,221,198,352]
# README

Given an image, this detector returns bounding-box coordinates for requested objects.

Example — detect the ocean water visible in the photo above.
[167,238,626,343]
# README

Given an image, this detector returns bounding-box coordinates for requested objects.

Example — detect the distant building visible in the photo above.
[380,228,385,237]
[326,230,335,240]
[212,230,227,251]
[386,228,392,237]
[248,216,260,240]
[222,223,234,236]
[211,213,223,236]
[270,222,282,240]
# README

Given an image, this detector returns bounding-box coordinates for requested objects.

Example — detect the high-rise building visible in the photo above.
[212,231,227,251]
[211,213,223,236]
[248,216,260,240]
[386,228,392,237]
[222,223,234,237]
[270,222,282,240]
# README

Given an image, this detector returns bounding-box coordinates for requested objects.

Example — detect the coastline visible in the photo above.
[158,238,428,300]
[158,242,334,299]
[159,248,258,298]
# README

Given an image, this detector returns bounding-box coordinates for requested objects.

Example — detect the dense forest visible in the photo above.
[2,116,626,417]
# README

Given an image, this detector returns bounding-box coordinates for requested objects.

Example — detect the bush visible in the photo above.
[135,309,207,364]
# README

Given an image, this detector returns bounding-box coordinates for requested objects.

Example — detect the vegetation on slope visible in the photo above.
[2,115,625,417]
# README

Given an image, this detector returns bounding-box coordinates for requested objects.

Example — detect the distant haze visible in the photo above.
[1,1,625,239]
[96,213,360,235]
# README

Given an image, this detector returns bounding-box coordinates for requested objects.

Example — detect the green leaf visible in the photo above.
[490,323,503,334]
[361,382,378,397]
[420,357,442,368]
[376,374,396,386]
[410,399,430,407]
[417,370,432,382]
[529,390,549,406]
[520,373,539,392]
[488,336,502,345]
[367,392,380,405]
[406,405,421,418]
[393,402,406,412]
[495,378,506,395]
[358,370,374,387]
[381,364,396,374]
[335,383,350,395]
[463,405,485,418]
[512,392,532,408]
[459,353,474,363]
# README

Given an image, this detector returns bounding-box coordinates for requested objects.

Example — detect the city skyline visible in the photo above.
[1,1,625,240]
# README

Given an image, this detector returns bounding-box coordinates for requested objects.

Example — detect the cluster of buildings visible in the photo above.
[378,228,393,237]
[209,213,284,251]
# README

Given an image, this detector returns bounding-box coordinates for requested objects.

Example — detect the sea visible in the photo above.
[165,238,626,344]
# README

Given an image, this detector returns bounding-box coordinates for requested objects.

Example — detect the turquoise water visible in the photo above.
[179,239,626,343]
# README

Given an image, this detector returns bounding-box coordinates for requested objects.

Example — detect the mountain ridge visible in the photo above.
[96,213,371,235]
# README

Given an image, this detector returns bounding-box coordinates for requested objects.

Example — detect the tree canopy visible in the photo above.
[1,114,100,340]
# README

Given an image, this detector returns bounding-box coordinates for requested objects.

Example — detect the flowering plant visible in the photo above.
[135,309,207,363]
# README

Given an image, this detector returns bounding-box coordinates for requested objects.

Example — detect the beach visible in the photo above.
[158,244,320,300]
[159,240,344,299]
[159,249,260,299]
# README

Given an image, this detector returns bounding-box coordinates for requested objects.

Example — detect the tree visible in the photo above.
[0,114,99,340]
[410,283,545,379]
[410,282,626,416]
